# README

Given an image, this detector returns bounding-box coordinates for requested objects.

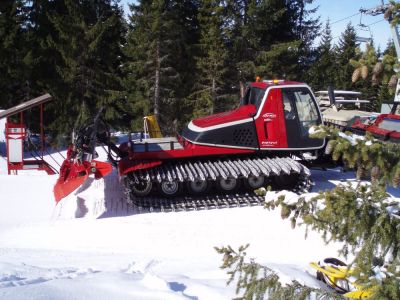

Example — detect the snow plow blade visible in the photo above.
[53,158,112,203]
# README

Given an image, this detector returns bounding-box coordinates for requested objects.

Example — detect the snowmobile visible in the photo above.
[310,258,375,299]
[351,113,400,143]
[54,80,325,210]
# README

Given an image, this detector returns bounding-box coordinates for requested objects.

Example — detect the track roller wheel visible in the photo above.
[217,177,239,192]
[159,180,181,197]
[131,180,153,197]
[244,175,266,190]
[187,179,210,195]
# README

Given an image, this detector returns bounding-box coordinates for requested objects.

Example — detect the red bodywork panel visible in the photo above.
[118,141,254,176]
[250,81,302,89]
[192,105,256,128]
[254,88,288,148]
[119,160,162,176]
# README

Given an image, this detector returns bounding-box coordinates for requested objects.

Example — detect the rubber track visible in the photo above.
[132,156,310,183]
[128,192,266,213]
[123,156,312,213]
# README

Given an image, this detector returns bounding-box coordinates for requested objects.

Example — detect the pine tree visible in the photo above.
[223,0,259,97]
[308,20,336,90]
[255,0,320,81]
[349,42,382,111]
[125,0,191,133]
[216,244,343,299]
[191,0,228,116]
[263,181,400,299]
[289,0,320,81]
[22,0,67,134]
[253,0,299,79]
[334,23,359,90]
[44,0,126,135]
[169,0,200,128]
[0,0,28,108]
[218,126,400,299]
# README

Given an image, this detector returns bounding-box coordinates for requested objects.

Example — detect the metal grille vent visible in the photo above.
[233,129,254,147]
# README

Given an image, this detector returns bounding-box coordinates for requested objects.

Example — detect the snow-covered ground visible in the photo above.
[0,145,394,299]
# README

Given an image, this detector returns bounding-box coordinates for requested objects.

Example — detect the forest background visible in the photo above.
[0,0,397,144]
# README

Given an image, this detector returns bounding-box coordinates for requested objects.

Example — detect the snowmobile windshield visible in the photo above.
[241,87,265,111]
[378,118,400,131]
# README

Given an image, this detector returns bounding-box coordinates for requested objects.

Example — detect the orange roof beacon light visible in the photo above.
[263,79,285,85]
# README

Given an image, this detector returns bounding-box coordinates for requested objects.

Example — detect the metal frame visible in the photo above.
[0,94,55,175]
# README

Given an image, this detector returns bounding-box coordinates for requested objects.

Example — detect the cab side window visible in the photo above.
[282,91,296,120]
[241,87,265,110]
[282,88,320,136]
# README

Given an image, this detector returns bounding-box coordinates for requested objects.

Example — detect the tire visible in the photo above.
[217,177,239,192]
[131,180,153,197]
[159,180,181,197]
[244,175,266,190]
[187,179,210,195]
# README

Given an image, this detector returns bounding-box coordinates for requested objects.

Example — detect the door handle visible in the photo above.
[264,122,268,139]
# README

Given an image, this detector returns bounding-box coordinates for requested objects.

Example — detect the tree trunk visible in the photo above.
[239,80,245,98]
[211,77,216,114]
[154,39,160,122]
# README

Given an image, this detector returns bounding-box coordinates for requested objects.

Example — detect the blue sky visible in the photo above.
[314,0,392,49]
[120,0,393,50]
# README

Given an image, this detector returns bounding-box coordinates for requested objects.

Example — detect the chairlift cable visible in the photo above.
[367,19,385,27]
[331,12,361,25]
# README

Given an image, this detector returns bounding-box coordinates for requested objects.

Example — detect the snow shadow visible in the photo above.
[310,168,400,198]
[98,171,139,218]
[0,141,5,156]
[387,185,400,198]
[310,168,357,192]
[75,197,89,218]
[168,282,198,300]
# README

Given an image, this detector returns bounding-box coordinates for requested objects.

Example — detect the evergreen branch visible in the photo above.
[310,125,400,186]
[260,125,400,298]
[215,245,343,300]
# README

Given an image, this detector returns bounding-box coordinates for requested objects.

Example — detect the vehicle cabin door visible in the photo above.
[281,87,323,149]
[255,88,287,149]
